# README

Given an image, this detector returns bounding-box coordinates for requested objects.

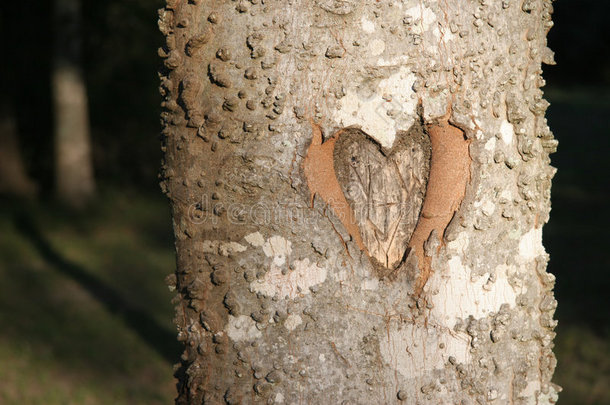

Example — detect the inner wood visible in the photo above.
[334,124,430,273]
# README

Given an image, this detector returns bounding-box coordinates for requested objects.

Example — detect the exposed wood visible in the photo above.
[406,115,471,294]
[334,125,430,274]
[302,121,368,253]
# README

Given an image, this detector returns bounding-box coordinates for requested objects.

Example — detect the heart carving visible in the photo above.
[333,124,430,271]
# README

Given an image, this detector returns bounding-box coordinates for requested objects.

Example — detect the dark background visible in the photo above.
[0,1,608,404]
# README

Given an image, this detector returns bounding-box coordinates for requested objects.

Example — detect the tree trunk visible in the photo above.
[0,101,37,197]
[159,1,559,404]
[52,0,95,208]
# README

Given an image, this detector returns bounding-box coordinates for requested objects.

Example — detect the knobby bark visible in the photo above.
[159,1,559,403]
[53,0,95,208]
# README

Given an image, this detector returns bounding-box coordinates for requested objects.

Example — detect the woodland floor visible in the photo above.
[0,86,608,404]
[0,189,178,405]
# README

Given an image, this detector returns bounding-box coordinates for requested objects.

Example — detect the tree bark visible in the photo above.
[159,1,559,403]
[53,0,95,208]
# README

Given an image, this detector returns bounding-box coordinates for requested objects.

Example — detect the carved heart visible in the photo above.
[333,125,430,271]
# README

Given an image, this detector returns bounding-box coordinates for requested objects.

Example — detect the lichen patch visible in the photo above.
[368,39,386,56]
[333,67,417,149]
[379,322,470,378]
[500,120,514,145]
[518,227,545,261]
[226,315,262,342]
[262,235,292,266]
[201,240,247,256]
[249,258,327,299]
[404,5,437,34]
[284,314,302,331]
[484,137,497,151]
[361,16,375,33]
[426,258,517,326]
[245,231,265,247]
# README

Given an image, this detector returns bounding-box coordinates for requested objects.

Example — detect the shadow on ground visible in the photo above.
[0,191,178,405]
[13,212,177,364]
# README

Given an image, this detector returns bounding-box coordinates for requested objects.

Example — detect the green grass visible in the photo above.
[554,325,610,405]
[0,189,178,405]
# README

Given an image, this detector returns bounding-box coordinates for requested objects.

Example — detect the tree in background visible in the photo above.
[160,1,559,403]
[53,0,95,207]
[0,101,37,197]
[0,7,38,198]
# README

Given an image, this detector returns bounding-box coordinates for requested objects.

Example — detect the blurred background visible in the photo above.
[0,0,607,404]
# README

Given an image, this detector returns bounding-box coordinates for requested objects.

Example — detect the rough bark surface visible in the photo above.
[159,1,559,404]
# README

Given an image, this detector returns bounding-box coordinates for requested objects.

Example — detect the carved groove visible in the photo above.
[334,126,430,272]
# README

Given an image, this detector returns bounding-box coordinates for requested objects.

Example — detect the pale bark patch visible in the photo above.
[262,235,292,266]
[201,240,247,256]
[520,380,542,404]
[284,314,302,331]
[245,231,265,247]
[519,227,545,260]
[226,315,262,342]
[334,67,417,149]
[368,39,386,56]
[484,137,497,151]
[360,16,375,33]
[432,24,456,42]
[379,322,470,378]
[249,258,327,300]
[474,198,496,216]
[360,278,379,291]
[447,231,470,253]
[425,258,517,325]
[404,5,437,33]
[500,120,515,145]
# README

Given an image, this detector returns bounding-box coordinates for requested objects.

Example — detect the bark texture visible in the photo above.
[159,1,559,404]
[53,0,95,207]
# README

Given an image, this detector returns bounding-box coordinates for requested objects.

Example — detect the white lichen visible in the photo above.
[284,314,302,331]
[425,257,517,326]
[368,39,386,56]
[250,258,327,299]
[379,322,470,378]
[500,120,514,145]
[226,315,262,342]
[334,67,417,149]
[361,16,375,33]
[405,5,437,34]
[245,231,265,247]
[519,227,545,261]
[262,235,292,266]
[201,240,247,256]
